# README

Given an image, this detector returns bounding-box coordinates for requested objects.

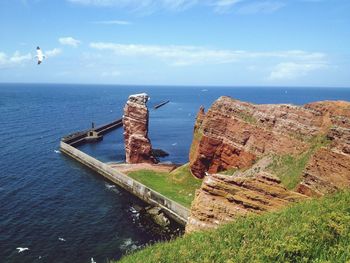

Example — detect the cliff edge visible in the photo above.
[187,96,350,232]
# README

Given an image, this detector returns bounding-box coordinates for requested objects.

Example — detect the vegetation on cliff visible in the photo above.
[118,191,350,263]
[268,135,331,189]
[128,164,202,207]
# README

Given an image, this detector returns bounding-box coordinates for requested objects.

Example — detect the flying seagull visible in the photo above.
[36,46,45,65]
[16,247,29,253]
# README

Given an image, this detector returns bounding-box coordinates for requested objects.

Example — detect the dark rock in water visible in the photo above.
[145,206,170,227]
[145,206,161,216]
[153,213,170,227]
[152,149,169,158]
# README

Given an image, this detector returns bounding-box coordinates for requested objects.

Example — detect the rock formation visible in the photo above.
[123,93,158,164]
[189,97,350,181]
[187,96,350,232]
[186,173,306,233]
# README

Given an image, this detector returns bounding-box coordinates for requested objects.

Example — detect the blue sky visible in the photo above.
[0,0,349,86]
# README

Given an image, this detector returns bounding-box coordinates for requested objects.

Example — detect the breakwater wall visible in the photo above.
[62,118,123,146]
[154,100,170,109]
[60,141,190,225]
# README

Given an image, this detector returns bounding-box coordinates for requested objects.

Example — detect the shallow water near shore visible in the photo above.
[0,84,349,263]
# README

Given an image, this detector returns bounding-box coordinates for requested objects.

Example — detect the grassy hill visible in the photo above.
[117,191,350,263]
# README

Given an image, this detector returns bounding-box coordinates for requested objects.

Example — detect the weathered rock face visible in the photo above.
[296,148,350,197]
[189,97,350,179]
[123,93,158,164]
[186,172,306,233]
[187,97,350,232]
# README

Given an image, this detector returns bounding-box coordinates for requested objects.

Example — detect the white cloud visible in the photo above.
[268,62,328,80]
[59,37,81,47]
[92,20,131,25]
[68,0,285,14]
[67,0,198,11]
[45,48,62,57]
[0,51,32,69]
[213,0,244,13]
[89,42,328,67]
[237,1,285,14]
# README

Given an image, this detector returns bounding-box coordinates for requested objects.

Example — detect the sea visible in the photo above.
[0,83,349,263]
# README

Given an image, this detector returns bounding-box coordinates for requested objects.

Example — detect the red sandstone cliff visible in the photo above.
[123,93,158,164]
[187,96,350,232]
[186,173,306,233]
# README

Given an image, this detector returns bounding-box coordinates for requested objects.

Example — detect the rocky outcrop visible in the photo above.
[123,93,158,164]
[187,97,350,232]
[189,97,350,180]
[186,172,306,233]
[296,148,350,197]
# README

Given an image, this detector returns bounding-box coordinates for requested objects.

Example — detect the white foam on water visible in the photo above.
[105,183,120,194]
[129,206,138,214]
[16,247,29,253]
[119,238,140,251]
[105,183,115,189]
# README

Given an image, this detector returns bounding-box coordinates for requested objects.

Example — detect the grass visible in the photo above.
[268,153,310,190]
[127,164,202,208]
[236,110,257,124]
[268,135,331,190]
[117,190,350,263]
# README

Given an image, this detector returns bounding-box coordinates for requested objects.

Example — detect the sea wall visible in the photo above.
[60,141,190,225]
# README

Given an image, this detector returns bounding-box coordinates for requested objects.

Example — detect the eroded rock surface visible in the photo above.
[187,97,350,232]
[186,173,306,233]
[190,97,350,180]
[123,93,158,164]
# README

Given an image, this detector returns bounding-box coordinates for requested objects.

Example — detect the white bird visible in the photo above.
[35,46,45,65]
[91,257,97,263]
[16,247,29,253]
[58,237,66,242]
[54,150,60,154]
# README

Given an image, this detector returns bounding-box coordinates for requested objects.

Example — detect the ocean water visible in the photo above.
[0,84,349,263]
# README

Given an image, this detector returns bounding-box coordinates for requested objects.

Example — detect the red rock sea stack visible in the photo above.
[123,93,158,164]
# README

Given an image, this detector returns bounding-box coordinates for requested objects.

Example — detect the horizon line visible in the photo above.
[0,82,349,89]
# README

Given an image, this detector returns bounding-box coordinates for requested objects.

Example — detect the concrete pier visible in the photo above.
[60,141,190,225]
[61,118,123,146]
[154,100,170,109]
[60,117,190,225]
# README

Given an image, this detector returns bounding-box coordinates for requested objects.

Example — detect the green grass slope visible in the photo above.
[127,164,202,208]
[118,191,350,263]
[268,135,331,190]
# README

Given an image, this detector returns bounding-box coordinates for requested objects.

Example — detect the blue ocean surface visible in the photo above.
[0,84,349,263]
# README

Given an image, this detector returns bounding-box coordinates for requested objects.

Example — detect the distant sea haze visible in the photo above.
[0,84,349,263]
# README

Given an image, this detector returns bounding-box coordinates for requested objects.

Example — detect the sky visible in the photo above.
[0,0,349,87]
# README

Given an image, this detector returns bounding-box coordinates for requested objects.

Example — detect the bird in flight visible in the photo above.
[16,247,29,253]
[35,46,45,65]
